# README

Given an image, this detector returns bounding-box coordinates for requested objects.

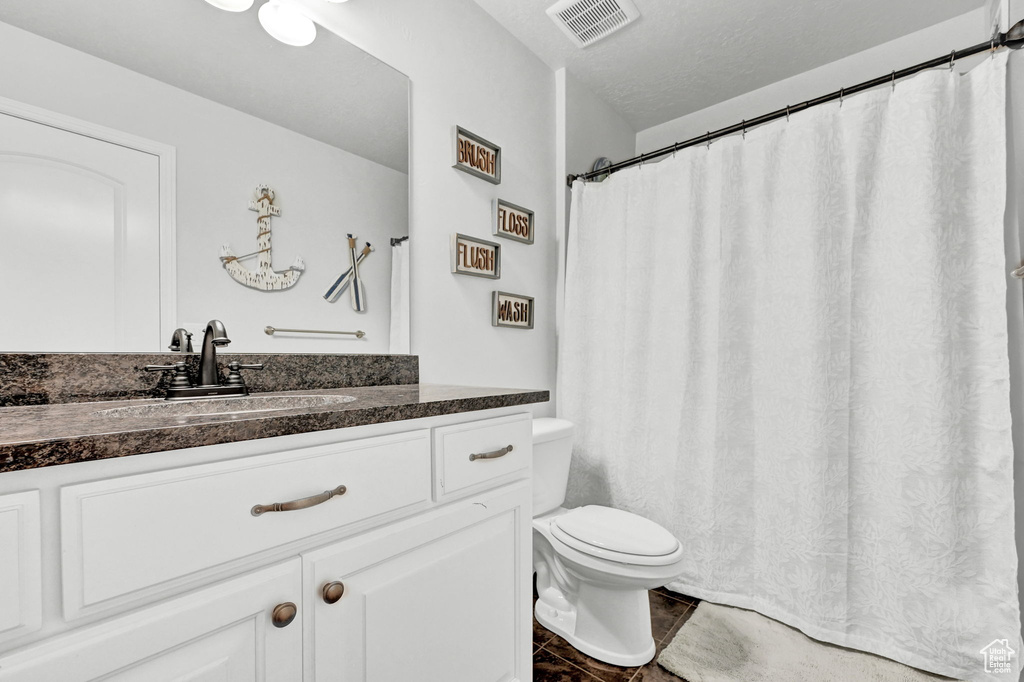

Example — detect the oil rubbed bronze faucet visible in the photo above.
[146,320,263,400]
[168,328,193,353]
[198,319,230,387]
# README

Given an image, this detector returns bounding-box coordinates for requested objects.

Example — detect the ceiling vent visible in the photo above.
[546,0,640,49]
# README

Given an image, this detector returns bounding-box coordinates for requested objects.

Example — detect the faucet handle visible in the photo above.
[225,361,264,387]
[145,362,193,389]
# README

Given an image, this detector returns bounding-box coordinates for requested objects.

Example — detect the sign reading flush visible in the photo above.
[492,291,534,329]
[451,233,501,279]
[453,126,501,184]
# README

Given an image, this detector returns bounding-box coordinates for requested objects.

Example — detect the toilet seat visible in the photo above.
[550,506,681,567]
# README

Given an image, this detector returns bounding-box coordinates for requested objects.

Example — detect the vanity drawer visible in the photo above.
[433,413,531,501]
[61,430,431,620]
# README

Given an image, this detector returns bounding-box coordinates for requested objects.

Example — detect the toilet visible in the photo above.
[532,418,685,667]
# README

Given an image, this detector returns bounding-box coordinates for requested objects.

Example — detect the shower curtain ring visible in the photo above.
[839,88,844,108]
[786,105,790,122]
[949,49,956,71]
[741,120,746,139]
[706,131,711,149]
[672,143,679,158]
[891,70,897,91]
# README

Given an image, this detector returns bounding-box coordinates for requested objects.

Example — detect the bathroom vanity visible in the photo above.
[0,353,546,681]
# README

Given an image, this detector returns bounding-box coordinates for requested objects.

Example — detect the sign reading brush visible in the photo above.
[324,239,373,304]
[348,234,366,311]
[452,126,501,184]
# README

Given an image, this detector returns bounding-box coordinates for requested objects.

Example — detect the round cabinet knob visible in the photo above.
[322,581,345,604]
[271,601,297,628]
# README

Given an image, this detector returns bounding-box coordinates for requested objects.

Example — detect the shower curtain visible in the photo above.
[559,53,1019,681]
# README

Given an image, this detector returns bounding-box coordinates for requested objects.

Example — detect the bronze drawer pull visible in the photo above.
[468,444,513,462]
[272,602,297,628]
[251,484,347,516]
[322,581,346,604]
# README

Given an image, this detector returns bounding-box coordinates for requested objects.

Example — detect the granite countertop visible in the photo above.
[0,384,549,473]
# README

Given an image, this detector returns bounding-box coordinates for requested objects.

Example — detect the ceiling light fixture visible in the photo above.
[258,1,317,47]
[203,0,255,11]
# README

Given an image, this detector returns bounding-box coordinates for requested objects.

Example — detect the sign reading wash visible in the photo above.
[492,291,533,329]
[981,639,1016,674]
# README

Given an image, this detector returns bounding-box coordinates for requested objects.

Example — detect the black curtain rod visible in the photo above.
[566,19,1024,187]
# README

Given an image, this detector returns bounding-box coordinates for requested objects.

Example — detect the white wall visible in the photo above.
[553,69,637,398]
[558,69,637,235]
[0,20,407,355]
[637,9,991,154]
[292,0,557,410]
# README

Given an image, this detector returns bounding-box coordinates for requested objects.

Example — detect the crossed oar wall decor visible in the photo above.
[324,234,372,312]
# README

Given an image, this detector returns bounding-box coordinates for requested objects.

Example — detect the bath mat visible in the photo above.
[657,602,960,682]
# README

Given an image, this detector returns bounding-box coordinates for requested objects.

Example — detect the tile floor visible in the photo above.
[533,587,699,682]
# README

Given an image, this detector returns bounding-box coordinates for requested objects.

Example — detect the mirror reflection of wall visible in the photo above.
[0,0,409,354]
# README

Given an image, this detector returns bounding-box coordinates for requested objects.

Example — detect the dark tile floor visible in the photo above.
[533,586,699,682]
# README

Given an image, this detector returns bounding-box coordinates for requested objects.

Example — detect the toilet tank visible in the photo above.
[532,418,575,516]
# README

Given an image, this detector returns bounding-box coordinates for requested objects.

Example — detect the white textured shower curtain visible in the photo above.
[559,53,1019,681]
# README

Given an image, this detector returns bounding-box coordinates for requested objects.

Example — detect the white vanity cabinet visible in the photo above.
[0,408,535,682]
[305,482,531,682]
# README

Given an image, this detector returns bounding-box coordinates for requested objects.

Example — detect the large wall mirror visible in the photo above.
[0,0,409,354]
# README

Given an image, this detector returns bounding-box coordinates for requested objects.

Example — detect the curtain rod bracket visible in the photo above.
[1005,18,1024,49]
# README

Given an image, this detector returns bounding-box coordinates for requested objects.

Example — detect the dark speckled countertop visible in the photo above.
[0,384,549,473]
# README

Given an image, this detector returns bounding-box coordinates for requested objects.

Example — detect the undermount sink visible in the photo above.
[97,394,357,419]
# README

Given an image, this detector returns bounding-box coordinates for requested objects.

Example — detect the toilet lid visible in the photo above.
[552,506,680,558]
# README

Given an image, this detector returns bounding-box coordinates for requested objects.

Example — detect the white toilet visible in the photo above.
[532,418,685,666]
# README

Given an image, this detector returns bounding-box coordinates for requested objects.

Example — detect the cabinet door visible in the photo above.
[0,559,302,681]
[305,483,532,682]
[0,491,41,647]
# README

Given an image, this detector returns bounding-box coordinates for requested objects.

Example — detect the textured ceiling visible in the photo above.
[472,0,986,131]
[0,0,409,173]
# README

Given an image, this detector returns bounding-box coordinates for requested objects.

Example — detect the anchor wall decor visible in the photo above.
[220,184,305,291]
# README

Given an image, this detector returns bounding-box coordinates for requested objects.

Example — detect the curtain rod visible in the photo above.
[566,20,1024,188]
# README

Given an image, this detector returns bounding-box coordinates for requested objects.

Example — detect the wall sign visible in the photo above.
[493,199,534,245]
[452,126,501,184]
[451,233,501,279]
[492,291,534,330]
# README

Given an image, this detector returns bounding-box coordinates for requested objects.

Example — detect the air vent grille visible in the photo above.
[546,0,640,48]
